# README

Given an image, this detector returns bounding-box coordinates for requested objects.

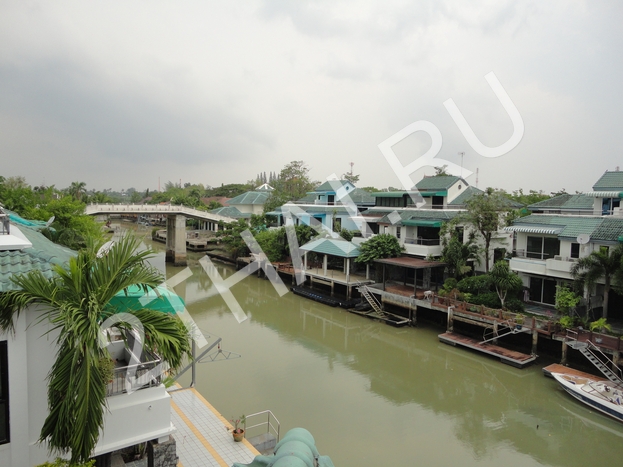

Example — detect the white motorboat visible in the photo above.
[552,372,623,423]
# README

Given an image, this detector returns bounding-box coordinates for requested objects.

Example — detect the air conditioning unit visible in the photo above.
[553,255,562,260]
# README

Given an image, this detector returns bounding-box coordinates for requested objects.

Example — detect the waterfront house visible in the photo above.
[268,180,375,234]
[506,170,623,318]
[0,211,180,466]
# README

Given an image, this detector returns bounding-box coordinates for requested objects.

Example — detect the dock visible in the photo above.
[542,363,600,380]
[438,332,537,368]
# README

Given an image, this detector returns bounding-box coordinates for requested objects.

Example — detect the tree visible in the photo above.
[67,181,87,201]
[460,189,512,272]
[355,234,403,264]
[0,236,192,463]
[570,245,623,319]
[489,260,522,309]
[264,161,317,213]
[440,228,480,280]
[434,165,450,176]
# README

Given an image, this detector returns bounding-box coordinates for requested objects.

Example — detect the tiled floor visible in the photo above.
[169,387,259,467]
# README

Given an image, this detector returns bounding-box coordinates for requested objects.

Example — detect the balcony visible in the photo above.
[106,337,163,396]
[403,237,442,257]
[509,250,575,278]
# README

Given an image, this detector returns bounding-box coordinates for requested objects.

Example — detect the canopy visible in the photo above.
[106,285,185,315]
[401,219,443,228]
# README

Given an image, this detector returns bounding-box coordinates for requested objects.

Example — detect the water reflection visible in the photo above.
[142,240,622,467]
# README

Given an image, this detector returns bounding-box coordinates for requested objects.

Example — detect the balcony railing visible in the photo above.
[107,356,163,397]
[513,249,559,260]
[405,237,441,246]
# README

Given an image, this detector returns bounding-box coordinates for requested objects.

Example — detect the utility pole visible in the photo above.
[458,152,465,178]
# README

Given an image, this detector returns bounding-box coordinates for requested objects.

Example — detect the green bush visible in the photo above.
[504,298,525,313]
[254,229,286,262]
[469,292,501,308]
[37,458,95,467]
[457,275,492,295]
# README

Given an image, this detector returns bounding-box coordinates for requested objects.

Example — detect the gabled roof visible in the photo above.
[227,191,270,206]
[528,194,594,211]
[299,238,361,258]
[415,176,465,191]
[0,224,76,292]
[448,186,484,206]
[590,218,623,243]
[592,171,623,191]
[313,180,353,193]
[208,206,250,218]
[345,188,375,205]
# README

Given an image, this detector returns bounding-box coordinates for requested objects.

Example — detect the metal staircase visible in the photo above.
[359,286,385,316]
[482,320,528,344]
[566,331,623,384]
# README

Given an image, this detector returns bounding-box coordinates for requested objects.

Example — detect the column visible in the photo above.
[165,214,187,266]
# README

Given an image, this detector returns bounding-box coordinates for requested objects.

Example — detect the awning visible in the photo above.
[299,238,361,258]
[401,219,443,228]
[585,191,623,198]
[106,285,185,315]
[504,226,563,235]
[419,191,447,197]
[372,192,410,198]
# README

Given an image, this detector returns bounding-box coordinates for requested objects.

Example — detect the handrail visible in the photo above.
[244,410,281,443]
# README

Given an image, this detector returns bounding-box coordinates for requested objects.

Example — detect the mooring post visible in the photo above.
[531,328,539,355]
[561,341,568,365]
[492,321,499,345]
[447,306,454,332]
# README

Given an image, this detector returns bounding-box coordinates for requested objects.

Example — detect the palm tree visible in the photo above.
[0,235,192,464]
[570,245,623,319]
[490,260,522,309]
[68,181,87,201]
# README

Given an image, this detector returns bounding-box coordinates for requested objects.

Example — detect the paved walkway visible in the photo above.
[169,387,259,467]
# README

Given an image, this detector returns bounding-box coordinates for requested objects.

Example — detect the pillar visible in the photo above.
[531,329,539,355]
[492,321,499,345]
[561,341,568,365]
[165,214,187,266]
[447,306,454,332]
[148,436,177,467]
[345,258,350,283]
[323,255,328,276]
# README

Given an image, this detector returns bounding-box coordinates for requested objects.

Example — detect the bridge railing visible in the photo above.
[85,203,236,223]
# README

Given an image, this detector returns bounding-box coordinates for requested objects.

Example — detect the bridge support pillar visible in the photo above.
[166,214,187,266]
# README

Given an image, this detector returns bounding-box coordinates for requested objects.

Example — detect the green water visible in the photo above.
[146,241,622,467]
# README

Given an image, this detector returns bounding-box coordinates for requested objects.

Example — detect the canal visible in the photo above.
[140,235,622,467]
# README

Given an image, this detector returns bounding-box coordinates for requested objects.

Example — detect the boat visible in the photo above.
[551,372,623,423]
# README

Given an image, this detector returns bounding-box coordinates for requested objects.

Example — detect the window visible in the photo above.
[432,196,444,209]
[396,227,401,239]
[455,227,464,243]
[527,236,560,259]
[570,243,580,259]
[529,277,557,305]
[0,340,8,444]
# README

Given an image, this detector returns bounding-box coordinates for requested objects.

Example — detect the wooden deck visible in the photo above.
[438,332,537,368]
[542,363,600,380]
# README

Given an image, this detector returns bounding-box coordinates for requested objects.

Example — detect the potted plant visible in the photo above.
[230,415,246,442]
[514,314,525,330]
[589,318,611,343]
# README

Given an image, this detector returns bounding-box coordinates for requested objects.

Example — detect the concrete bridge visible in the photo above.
[86,204,236,266]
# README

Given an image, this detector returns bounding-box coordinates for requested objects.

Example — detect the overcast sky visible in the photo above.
[1,1,622,194]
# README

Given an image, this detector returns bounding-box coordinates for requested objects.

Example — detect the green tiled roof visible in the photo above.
[528,194,593,211]
[377,209,460,225]
[590,218,623,243]
[448,186,484,206]
[0,225,76,292]
[509,215,608,240]
[209,206,250,218]
[299,238,361,258]
[346,188,375,204]
[415,176,464,191]
[312,180,352,192]
[592,171,623,191]
[227,191,270,206]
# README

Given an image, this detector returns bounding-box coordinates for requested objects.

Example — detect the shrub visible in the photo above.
[469,292,501,309]
[457,275,492,295]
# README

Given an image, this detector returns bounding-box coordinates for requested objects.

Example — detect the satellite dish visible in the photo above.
[577,234,590,245]
[45,216,55,227]
[97,240,115,258]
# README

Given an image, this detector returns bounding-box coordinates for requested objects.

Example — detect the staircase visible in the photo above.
[482,320,528,344]
[566,332,623,384]
[359,286,385,315]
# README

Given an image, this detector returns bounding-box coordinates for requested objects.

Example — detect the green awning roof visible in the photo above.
[419,191,447,197]
[299,238,361,258]
[106,285,185,315]
[401,220,443,227]
[372,192,410,198]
